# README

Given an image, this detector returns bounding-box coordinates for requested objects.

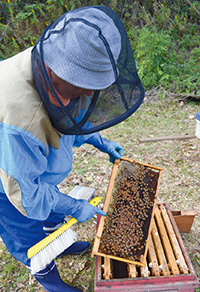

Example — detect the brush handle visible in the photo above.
[28,196,103,259]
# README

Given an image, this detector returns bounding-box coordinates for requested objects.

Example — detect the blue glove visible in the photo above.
[71,199,107,223]
[54,193,106,223]
[86,133,123,163]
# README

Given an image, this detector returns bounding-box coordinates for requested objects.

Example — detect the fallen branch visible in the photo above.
[139,134,196,143]
[145,88,200,101]
[164,91,200,99]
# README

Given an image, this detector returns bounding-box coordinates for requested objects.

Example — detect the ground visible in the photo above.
[0,96,199,291]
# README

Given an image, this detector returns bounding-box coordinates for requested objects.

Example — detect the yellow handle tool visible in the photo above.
[28,196,103,259]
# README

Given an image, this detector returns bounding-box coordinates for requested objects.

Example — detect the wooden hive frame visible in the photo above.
[91,157,163,267]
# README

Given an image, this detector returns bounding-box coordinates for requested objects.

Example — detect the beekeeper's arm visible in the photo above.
[74,122,123,163]
[0,130,105,222]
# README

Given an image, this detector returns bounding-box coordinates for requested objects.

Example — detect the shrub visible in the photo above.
[0,0,199,95]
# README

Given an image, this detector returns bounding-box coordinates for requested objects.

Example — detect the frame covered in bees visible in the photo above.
[91,157,163,267]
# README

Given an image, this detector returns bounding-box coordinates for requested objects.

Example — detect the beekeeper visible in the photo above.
[0,5,144,292]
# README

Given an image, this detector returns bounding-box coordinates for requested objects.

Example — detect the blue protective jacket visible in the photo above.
[0,47,96,220]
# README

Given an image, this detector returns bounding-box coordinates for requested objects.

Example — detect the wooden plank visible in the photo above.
[165,204,195,273]
[160,204,189,274]
[148,233,160,276]
[103,257,113,280]
[139,135,196,143]
[93,251,145,266]
[154,205,179,275]
[151,217,170,276]
[127,264,138,278]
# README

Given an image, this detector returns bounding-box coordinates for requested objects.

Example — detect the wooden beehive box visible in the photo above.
[94,203,199,292]
[91,157,163,267]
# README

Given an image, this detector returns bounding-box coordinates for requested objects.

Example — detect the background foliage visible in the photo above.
[0,0,200,94]
[0,0,200,95]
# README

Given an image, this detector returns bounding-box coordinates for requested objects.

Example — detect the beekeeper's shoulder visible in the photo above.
[0,47,61,155]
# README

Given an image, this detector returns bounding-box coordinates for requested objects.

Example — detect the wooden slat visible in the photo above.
[97,256,102,282]
[139,255,150,277]
[160,204,189,274]
[154,205,179,275]
[148,233,160,276]
[151,218,170,276]
[121,157,164,171]
[165,204,194,274]
[127,264,138,278]
[93,251,145,266]
[91,159,120,258]
[103,257,113,280]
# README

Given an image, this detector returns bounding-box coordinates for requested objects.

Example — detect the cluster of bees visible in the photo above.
[99,160,159,261]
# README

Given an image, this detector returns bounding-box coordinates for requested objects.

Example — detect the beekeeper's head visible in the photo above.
[32,6,144,135]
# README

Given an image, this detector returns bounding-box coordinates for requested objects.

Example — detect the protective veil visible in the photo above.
[31,6,145,135]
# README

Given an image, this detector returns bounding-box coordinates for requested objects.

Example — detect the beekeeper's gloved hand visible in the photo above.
[86,133,123,163]
[54,193,106,223]
[71,199,106,223]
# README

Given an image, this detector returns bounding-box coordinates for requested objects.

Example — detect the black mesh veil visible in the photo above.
[31,6,145,135]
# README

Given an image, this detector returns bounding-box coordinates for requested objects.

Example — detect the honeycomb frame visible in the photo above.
[91,157,163,267]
